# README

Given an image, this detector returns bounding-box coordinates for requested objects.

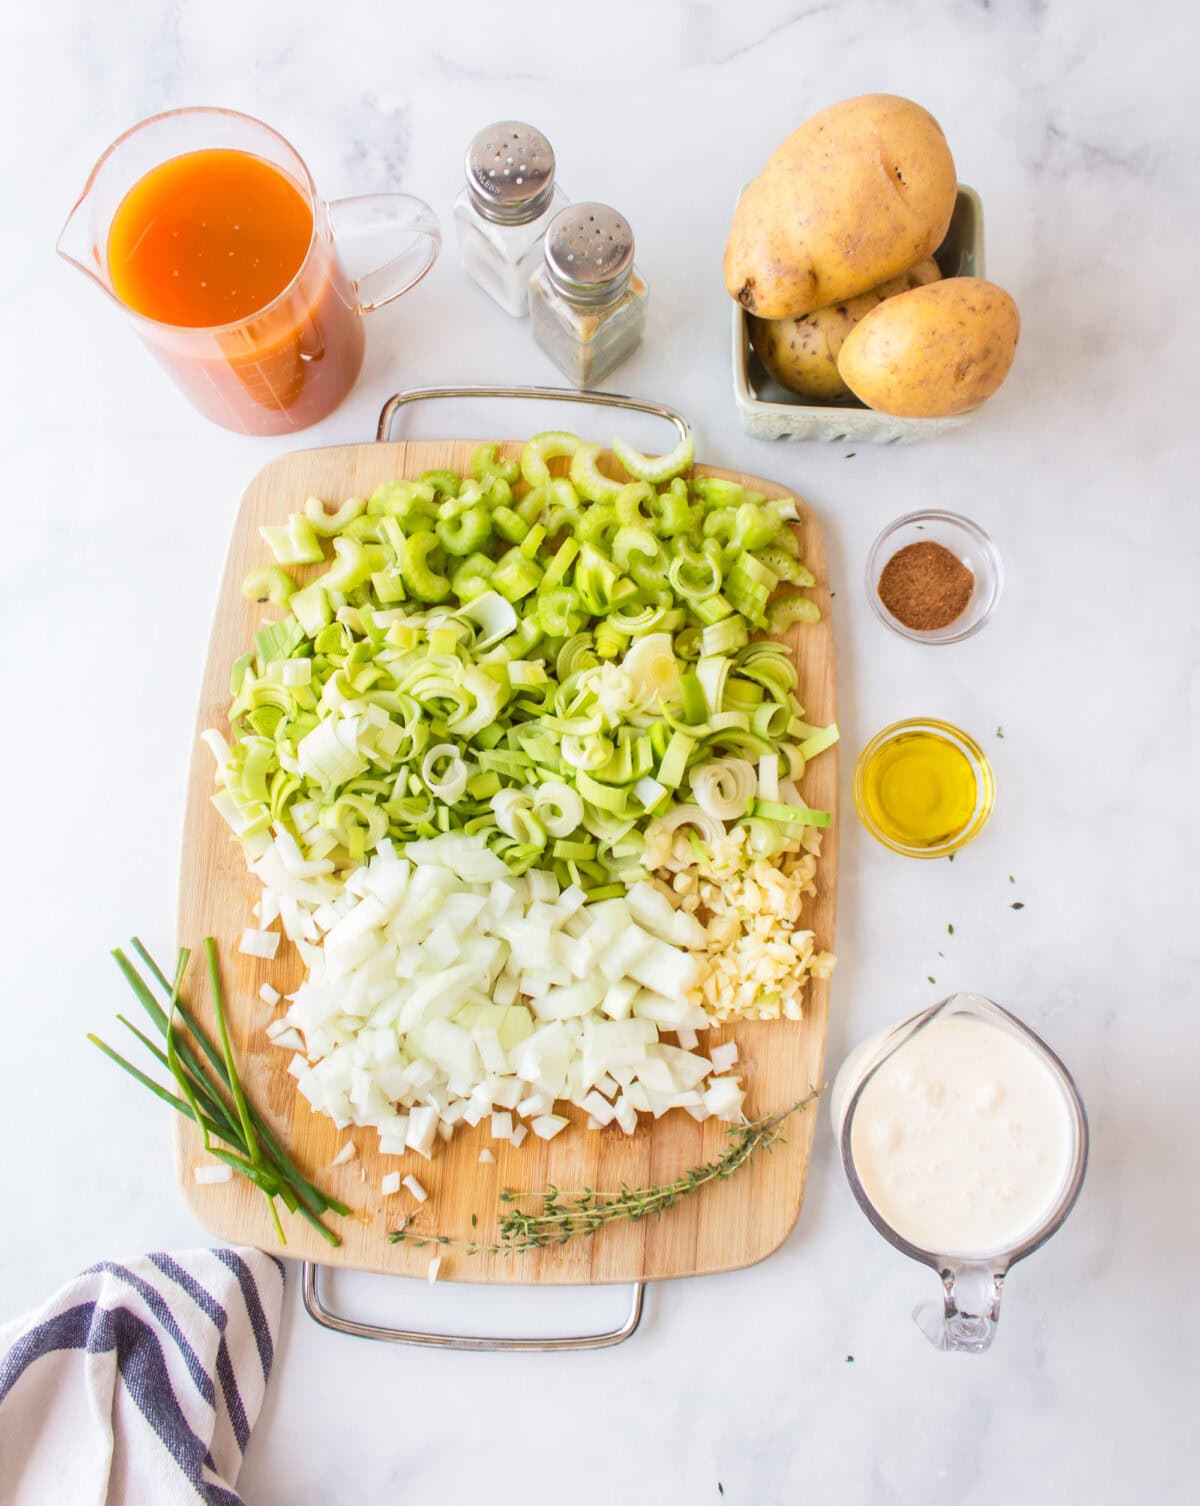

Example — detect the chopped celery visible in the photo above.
[260,516,324,565]
[569,443,624,504]
[472,442,520,486]
[491,506,528,544]
[769,593,822,632]
[304,495,366,536]
[419,469,461,497]
[520,523,547,559]
[693,593,734,626]
[492,549,542,603]
[520,432,581,488]
[401,533,451,602]
[322,537,379,593]
[544,536,580,587]
[242,567,297,605]
[611,432,695,485]
[450,553,495,603]
[371,567,407,604]
[290,583,333,636]
[437,504,492,556]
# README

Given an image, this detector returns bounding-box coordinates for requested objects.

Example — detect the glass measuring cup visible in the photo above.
[831,993,1088,1353]
[57,108,441,435]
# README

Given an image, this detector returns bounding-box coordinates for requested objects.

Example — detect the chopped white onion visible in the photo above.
[193,1163,232,1185]
[247,834,742,1151]
[266,1024,305,1052]
[402,1173,427,1203]
[380,1171,401,1195]
[329,1141,357,1167]
[703,1077,746,1121]
[239,927,281,960]
[406,1105,439,1159]
[581,1091,616,1126]
[709,1042,739,1073]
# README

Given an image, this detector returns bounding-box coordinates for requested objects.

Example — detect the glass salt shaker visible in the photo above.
[453,121,567,318]
[528,203,648,388]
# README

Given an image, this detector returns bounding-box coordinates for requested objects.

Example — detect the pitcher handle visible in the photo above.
[913,1261,1005,1354]
[327,193,441,314]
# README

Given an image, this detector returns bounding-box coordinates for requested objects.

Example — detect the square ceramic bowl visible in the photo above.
[732,184,985,445]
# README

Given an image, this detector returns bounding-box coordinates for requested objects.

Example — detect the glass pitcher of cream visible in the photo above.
[831,993,1088,1353]
[58,108,441,435]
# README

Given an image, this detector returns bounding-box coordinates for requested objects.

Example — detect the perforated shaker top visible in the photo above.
[465,121,557,224]
[542,203,635,303]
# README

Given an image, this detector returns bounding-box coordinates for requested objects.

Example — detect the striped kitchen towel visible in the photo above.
[0,1248,284,1506]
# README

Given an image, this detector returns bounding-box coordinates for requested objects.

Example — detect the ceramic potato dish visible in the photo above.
[731,185,985,445]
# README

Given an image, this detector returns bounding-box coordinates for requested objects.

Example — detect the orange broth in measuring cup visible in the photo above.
[108,148,312,325]
[105,148,363,431]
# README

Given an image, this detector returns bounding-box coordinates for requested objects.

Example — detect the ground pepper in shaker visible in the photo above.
[453,121,568,318]
[528,203,648,387]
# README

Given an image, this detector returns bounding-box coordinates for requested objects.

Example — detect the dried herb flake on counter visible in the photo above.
[878,540,974,631]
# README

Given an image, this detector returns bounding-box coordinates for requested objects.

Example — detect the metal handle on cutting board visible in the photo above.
[302,1264,645,1351]
[376,383,690,443]
[300,384,685,1351]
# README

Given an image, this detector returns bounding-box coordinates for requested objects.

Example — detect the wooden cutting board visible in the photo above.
[177,439,838,1283]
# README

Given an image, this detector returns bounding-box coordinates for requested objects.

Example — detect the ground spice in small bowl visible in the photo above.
[877,541,974,631]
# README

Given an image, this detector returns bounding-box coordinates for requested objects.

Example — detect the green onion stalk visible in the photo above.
[90,939,347,1247]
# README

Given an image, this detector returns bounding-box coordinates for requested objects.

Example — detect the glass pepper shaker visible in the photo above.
[528,203,648,388]
[453,121,568,318]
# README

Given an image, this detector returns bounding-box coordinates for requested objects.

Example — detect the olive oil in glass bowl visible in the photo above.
[854,718,995,858]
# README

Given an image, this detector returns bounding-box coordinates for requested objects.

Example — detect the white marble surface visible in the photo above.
[1,1,1197,1500]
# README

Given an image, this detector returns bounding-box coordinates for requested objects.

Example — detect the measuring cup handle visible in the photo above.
[327,193,441,314]
[914,1262,1005,1353]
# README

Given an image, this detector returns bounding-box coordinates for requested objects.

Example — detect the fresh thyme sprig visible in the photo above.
[89,937,348,1247]
[389,1088,822,1256]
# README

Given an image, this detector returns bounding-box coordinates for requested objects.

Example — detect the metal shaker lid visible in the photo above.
[465,121,557,224]
[542,203,635,304]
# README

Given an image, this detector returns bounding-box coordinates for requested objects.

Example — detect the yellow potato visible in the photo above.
[725,94,957,319]
[836,277,1020,417]
[749,258,941,400]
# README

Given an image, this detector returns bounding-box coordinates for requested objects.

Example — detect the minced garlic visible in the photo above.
[648,825,836,1024]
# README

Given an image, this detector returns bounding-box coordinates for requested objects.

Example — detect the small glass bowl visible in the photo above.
[866,511,1002,644]
[854,717,996,858]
